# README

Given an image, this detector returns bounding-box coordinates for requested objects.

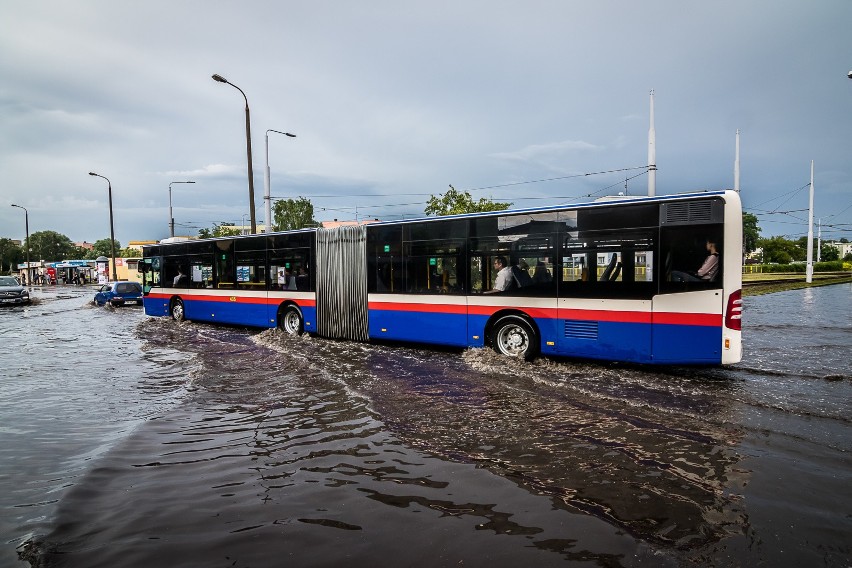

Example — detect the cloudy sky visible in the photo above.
[2,1,851,247]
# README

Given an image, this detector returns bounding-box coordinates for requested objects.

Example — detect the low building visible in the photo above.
[126,240,157,253]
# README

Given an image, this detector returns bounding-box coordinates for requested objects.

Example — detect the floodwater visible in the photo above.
[1,284,850,567]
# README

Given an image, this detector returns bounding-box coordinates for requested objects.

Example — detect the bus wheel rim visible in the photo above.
[498,324,527,356]
[283,310,301,334]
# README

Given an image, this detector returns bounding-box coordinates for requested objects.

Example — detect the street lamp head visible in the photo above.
[212,74,228,84]
[285,133,296,138]
[88,172,97,176]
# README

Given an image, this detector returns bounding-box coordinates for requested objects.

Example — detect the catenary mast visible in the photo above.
[648,90,656,197]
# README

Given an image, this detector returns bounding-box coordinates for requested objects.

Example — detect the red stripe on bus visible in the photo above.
[369,301,468,314]
[148,293,718,327]
[146,292,315,308]
[653,312,722,327]
[372,301,720,327]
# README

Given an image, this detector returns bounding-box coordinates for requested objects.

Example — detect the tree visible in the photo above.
[198,222,241,239]
[742,213,760,255]
[27,230,74,262]
[757,236,801,264]
[273,197,318,231]
[0,238,23,274]
[820,243,840,262]
[92,238,122,258]
[425,185,512,216]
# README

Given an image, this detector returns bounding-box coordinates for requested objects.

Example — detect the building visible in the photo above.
[827,241,852,259]
[126,240,157,253]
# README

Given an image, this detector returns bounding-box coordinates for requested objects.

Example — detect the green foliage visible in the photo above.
[742,213,760,254]
[0,238,23,273]
[757,236,802,264]
[27,230,74,262]
[199,222,242,238]
[273,197,318,231]
[755,261,844,273]
[119,247,140,258]
[92,238,121,258]
[820,243,840,262]
[425,185,512,216]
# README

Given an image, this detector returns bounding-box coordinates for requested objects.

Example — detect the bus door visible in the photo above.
[394,235,467,347]
[557,231,656,364]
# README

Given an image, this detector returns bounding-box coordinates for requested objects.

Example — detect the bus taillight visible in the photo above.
[725,289,742,331]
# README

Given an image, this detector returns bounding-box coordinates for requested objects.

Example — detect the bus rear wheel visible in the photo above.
[490,316,538,361]
[278,305,304,336]
[170,298,185,322]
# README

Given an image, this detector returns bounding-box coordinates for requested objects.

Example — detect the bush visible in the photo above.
[752,261,845,273]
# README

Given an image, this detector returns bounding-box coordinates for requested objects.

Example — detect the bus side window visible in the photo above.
[660,226,723,292]
[367,225,402,294]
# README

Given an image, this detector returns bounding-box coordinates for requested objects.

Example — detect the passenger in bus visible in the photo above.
[511,260,533,288]
[486,256,513,293]
[173,269,188,287]
[296,267,309,290]
[533,261,552,284]
[672,238,720,282]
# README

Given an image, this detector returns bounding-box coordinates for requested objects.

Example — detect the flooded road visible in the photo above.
[1,284,850,567]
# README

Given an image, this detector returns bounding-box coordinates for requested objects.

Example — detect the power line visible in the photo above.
[269,165,650,201]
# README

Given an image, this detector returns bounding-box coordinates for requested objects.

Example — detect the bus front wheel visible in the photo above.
[278,305,304,336]
[490,316,538,361]
[170,298,185,322]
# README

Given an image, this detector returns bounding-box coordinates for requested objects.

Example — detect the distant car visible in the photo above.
[94,281,143,307]
[0,276,30,306]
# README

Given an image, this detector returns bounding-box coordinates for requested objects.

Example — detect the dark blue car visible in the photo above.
[94,281,143,307]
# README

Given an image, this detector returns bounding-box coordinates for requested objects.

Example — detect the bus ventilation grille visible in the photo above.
[664,201,713,224]
[564,320,598,340]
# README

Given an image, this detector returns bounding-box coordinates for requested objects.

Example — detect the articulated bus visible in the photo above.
[139,190,743,365]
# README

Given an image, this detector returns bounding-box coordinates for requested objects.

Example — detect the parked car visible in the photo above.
[94,281,143,307]
[0,276,30,306]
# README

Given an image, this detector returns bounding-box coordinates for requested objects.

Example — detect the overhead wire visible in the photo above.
[312,167,651,219]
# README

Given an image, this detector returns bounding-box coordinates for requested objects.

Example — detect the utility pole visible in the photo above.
[734,129,741,192]
[647,90,656,197]
[806,160,815,283]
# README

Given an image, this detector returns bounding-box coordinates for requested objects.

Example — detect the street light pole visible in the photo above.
[169,181,195,238]
[88,172,118,281]
[264,129,297,231]
[10,204,29,284]
[212,73,257,234]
